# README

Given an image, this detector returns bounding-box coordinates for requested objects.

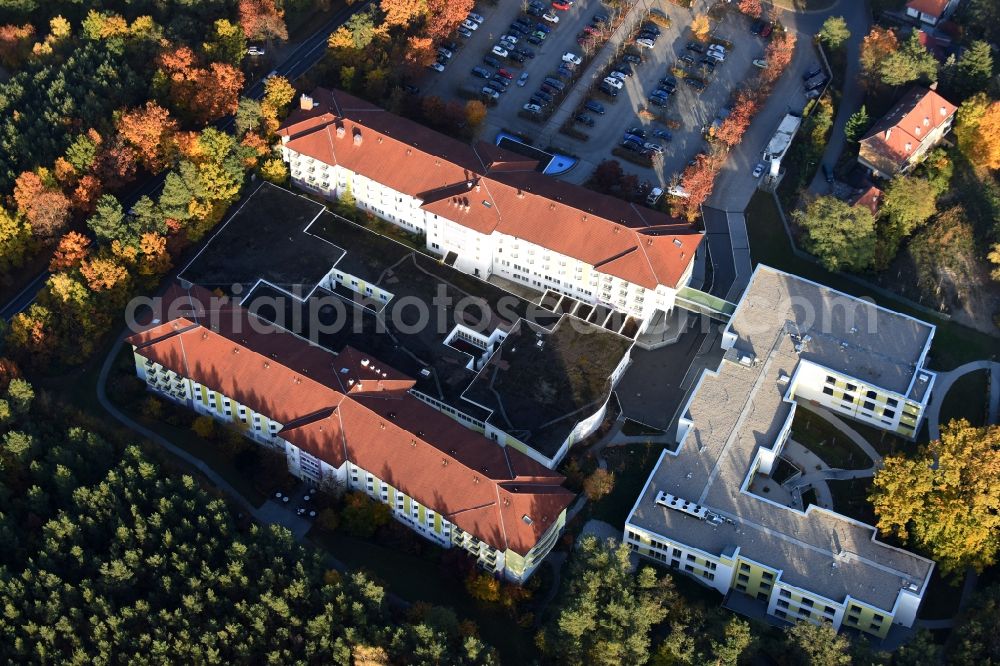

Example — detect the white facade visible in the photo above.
[133,347,562,583]
[282,143,690,321]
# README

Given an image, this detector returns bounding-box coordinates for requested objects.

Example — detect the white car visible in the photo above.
[602,76,623,89]
[543,12,560,23]
[467,12,484,24]
[247,46,265,56]
[636,38,655,49]
[492,45,509,57]
[707,50,725,62]
[523,103,542,113]
[752,163,765,178]
[608,71,626,81]
[752,58,767,68]
[429,62,445,72]
[461,19,478,31]
[437,47,452,59]
[482,87,500,99]
[562,52,582,65]
[500,34,518,44]
[643,142,664,154]
[708,43,726,52]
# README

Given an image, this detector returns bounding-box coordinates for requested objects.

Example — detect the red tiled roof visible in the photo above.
[851,185,883,216]
[279,88,701,290]
[859,87,956,176]
[126,306,572,556]
[906,0,949,16]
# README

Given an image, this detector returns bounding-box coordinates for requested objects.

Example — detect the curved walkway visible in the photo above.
[926,360,1000,440]
[805,404,885,465]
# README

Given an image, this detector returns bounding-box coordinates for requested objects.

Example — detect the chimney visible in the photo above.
[335,126,345,139]
[299,93,314,110]
[353,130,362,146]
[939,106,947,116]
[466,180,473,189]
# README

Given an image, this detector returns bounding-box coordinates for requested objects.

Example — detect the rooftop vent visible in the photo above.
[299,94,314,110]
[673,238,683,247]
[361,358,370,367]
[336,126,345,139]
[904,142,912,152]
[923,116,930,126]
[522,515,533,525]
[353,130,362,146]
[940,106,947,116]
[482,200,492,208]
[419,368,431,378]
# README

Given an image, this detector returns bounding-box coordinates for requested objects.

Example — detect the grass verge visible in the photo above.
[939,370,989,428]
[790,407,873,469]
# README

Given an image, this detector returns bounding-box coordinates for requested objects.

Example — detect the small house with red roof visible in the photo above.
[905,0,961,25]
[858,87,957,179]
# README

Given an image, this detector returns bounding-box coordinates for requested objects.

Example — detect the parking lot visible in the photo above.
[418,0,817,195]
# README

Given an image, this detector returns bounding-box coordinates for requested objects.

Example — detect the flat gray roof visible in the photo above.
[727,267,933,396]
[629,266,934,611]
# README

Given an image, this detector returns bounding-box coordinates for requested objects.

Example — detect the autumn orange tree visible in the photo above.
[678,152,722,220]
[116,102,179,173]
[691,14,711,41]
[0,23,34,68]
[158,47,245,124]
[762,30,796,86]
[381,0,427,28]
[239,0,288,41]
[955,94,1000,171]
[715,90,759,147]
[13,171,71,239]
[739,0,763,18]
[49,232,91,271]
[860,26,899,82]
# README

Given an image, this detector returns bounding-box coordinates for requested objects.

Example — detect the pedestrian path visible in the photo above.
[926,360,1000,440]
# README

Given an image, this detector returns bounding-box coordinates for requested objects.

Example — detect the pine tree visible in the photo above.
[843,105,870,142]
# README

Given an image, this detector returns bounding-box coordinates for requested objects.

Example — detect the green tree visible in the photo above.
[235,97,264,136]
[818,16,850,50]
[540,536,674,665]
[843,105,870,143]
[6,378,33,415]
[878,32,938,86]
[870,420,1000,576]
[955,40,993,99]
[875,175,938,268]
[895,629,942,665]
[793,196,876,272]
[203,18,247,65]
[784,622,851,666]
[710,617,753,666]
[947,584,1000,664]
[86,194,126,244]
[340,491,391,537]
[0,207,32,273]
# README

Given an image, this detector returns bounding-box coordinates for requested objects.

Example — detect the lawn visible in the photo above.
[790,407,872,470]
[939,369,989,428]
[827,478,876,525]
[770,0,838,10]
[918,567,966,621]
[308,530,535,664]
[745,191,1000,372]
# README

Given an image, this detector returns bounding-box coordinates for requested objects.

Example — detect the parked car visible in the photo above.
[650,88,670,98]
[621,138,643,152]
[471,66,491,79]
[642,23,661,35]
[535,22,551,33]
[679,54,696,66]
[535,89,553,102]
[706,50,725,62]
[516,47,535,59]
[523,103,542,113]
[497,68,514,79]
[527,5,544,16]
[805,75,828,91]
[482,87,499,99]
[804,66,823,80]
[659,76,677,91]
[593,12,608,24]
[437,47,452,59]
[643,142,664,154]
[623,53,641,64]
[500,34,518,45]
[551,0,570,10]
[750,19,766,34]
[509,52,526,63]
[752,58,767,68]
[805,88,821,100]
[543,11,560,22]
[653,129,672,141]
[486,81,506,93]
[508,23,526,35]
[575,113,595,126]
[491,75,510,87]
[557,66,573,79]
[527,34,543,45]
[752,163,765,177]
[457,26,473,38]
[492,45,509,57]
[686,42,704,53]
[584,100,605,114]
[760,23,773,38]
[402,84,420,94]
[608,71,627,82]
[823,164,834,183]
[544,77,565,90]
[648,95,667,107]
[684,76,706,91]
[483,55,501,68]
[532,30,547,40]
[646,187,663,205]
[247,45,265,56]
[517,71,530,86]
[468,12,484,23]
[612,63,633,77]
[529,95,547,107]
[541,83,557,94]
[700,58,717,72]
[602,76,623,89]
[461,19,478,30]
[429,62,445,72]
[598,82,618,97]
[639,30,658,42]
[636,38,655,49]
[562,52,582,65]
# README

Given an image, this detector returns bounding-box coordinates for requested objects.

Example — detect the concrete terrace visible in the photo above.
[629,267,934,611]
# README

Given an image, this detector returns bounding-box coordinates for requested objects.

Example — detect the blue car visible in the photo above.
[584,100,605,114]
[653,129,672,141]
[535,23,551,34]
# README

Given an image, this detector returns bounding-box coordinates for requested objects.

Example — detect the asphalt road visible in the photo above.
[1,1,369,322]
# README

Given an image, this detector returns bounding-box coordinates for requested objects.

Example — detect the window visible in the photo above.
[740,563,751,572]
[738,573,749,583]
[777,599,789,609]
[757,592,768,602]
[887,398,899,407]
[780,589,790,598]
[760,582,772,592]
[869,622,881,631]
[762,571,774,581]
[872,614,884,623]
[883,409,896,419]
[684,564,694,572]
[846,383,857,392]
[686,553,696,561]
[822,386,834,396]
[866,390,877,399]
[801,598,814,608]
[775,609,787,619]
[863,400,876,411]
[824,606,836,615]
[736,583,747,593]
[825,375,836,385]
[673,548,682,557]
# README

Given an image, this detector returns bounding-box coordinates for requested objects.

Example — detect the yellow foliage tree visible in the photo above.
[0,207,32,273]
[870,420,1000,577]
[263,75,296,117]
[259,158,289,184]
[691,14,711,41]
[327,27,354,50]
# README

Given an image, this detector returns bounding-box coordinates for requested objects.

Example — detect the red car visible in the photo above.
[760,23,773,38]
[497,68,514,79]
[551,1,570,10]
